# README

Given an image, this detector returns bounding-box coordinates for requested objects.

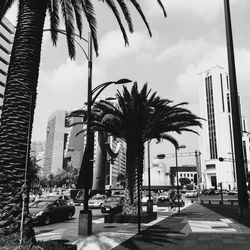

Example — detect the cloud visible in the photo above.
[146,0,240,21]
[172,43,250,119]
[97,30,157,62]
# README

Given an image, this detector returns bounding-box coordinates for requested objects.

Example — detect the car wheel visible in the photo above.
[43,216,51,225]
[68,211,74,220]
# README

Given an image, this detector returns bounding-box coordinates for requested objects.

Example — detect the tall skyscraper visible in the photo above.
[0,17,15,120]
[199,66,250,190]
[43,110,69,175]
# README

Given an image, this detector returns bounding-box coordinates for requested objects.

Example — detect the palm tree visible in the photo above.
[0,1,166,242]
[91,82,202,214]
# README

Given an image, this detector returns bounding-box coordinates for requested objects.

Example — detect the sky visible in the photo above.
[5,0,250,167]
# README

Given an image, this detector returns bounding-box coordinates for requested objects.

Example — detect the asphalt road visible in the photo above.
[34,206,102,236]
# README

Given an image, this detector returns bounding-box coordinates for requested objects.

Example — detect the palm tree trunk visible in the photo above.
[0,0,47,242]
[122,142,144,215]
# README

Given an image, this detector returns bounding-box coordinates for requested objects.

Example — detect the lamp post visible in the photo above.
[224,0,248,214]
[147,140,153,213]
[175,145,186,213]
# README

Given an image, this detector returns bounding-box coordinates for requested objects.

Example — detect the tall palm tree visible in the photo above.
[0,0,166,243]
[91,82,202,214]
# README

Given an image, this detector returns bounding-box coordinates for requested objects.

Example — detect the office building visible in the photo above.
[64,115,84,170]
[198,66,250,190]
[43,110,69,175]
[105,136,126,188]
[0,16,15,119]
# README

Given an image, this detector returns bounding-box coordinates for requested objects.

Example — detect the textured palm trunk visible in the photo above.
[122,142,144,215]
[0,0,47,242]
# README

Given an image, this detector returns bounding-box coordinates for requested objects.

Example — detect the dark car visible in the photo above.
[41,194,74,205]
[201,188,216,195]
[101,196,124,213]
[29,199,75,225]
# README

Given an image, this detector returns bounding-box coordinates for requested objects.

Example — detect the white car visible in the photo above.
[185,190,198,198]
[88,194,107,208]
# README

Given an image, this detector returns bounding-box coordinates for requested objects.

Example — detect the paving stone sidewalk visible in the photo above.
[112,203,250,250]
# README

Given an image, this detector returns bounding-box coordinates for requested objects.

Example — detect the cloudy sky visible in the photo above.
[6,0,250,166]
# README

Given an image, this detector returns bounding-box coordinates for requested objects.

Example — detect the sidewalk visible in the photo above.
[113,203,250,250]
[35,202,191,249]
[36,201,250,250]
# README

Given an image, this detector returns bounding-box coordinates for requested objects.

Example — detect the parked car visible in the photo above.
[141,193,158,205]
[201,188,216,196]
[40,194,74,206]
[29,199,75,225]
[228,190,238,196]
[111,190,125,197]
[88,194,107,208]
[101,196,124,213]
[157,194,170,202]
[185,190,198,198]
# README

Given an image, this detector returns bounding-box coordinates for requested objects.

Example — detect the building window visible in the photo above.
[187,173,189,177]
[180,174,182,177]
[184,173,186,177]
[205,75,218,159]
[220,73,225,112]
[227,93,231,113]
[226,75,229,90]
[206,164,216,169]
[243,119,246,132]
[191,173,193,177]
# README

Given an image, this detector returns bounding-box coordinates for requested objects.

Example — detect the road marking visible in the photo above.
[93,218,104,224]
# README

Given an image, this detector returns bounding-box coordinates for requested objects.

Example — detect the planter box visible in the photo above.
[157,201,185,207]
[104,212,157,223]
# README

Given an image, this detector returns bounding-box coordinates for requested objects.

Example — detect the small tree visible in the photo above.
[179,177,191,186]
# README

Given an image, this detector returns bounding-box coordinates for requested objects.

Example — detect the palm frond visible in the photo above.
[0,0,15,21]
[71,0,83,37]
[103,0,129,45]
[82,0,98,56]
[129,0,152,37]
[47,0,59,45]
[157,0,167,17]
[116,0,133,33]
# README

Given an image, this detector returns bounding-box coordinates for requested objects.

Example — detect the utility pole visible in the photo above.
[224,0,248,214]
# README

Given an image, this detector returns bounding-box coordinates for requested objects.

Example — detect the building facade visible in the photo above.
[199,66,250,190]
[43,110,69,175]
[105,136,126,188]
[64,115,84,170]
[0,16,15,119]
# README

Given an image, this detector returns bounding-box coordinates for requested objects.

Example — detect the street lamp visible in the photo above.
[147,140,153,213]
[175,145,186,213]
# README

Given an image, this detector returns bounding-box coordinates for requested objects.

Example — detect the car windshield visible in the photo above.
[43,196,59,200]
[106,197,120,202]
[29,200,53,208]
[91,196,104,200]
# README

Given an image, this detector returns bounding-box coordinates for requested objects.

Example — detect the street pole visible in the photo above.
[146,140,153,213]
[78,33,93,236]
[175,147,180,213]
[224,0,248,214]
[148,141,151,201]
